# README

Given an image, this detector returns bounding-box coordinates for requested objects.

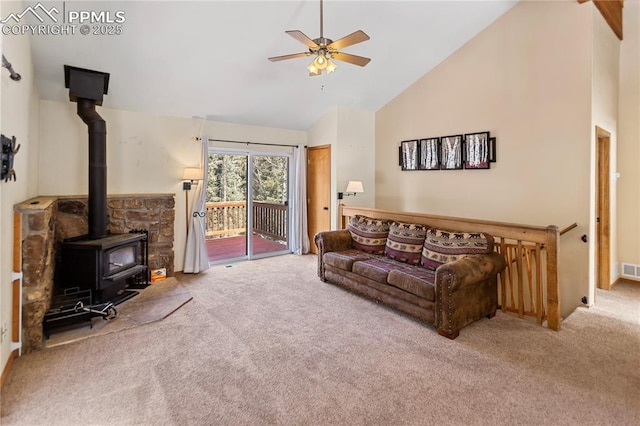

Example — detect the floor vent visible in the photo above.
[621,263,640,279]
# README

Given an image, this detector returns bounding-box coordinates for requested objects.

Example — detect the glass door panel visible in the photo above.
[205,153,248,262]
[250,155,290,257]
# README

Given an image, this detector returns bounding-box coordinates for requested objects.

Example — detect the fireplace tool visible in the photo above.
[43,289,118,338]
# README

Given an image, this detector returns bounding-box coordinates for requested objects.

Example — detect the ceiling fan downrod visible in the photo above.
[320,0,324,39]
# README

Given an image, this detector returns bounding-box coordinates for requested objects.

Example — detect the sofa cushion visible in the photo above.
[347,215,390,255]
[421,228,494,270]
[324,250,375,271]
[384,222,428,265]
[352,257,411,284]
[387,267,436,301]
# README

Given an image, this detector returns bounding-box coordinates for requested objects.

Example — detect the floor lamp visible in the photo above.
[182,167,203,237]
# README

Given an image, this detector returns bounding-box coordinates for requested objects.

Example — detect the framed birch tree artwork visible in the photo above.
[440,135,463,170]
[464,131,491,169]
[419,138,440,170]
[400,140,419,171]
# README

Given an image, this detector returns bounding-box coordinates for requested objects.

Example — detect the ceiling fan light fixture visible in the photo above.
[307,62,318,74]
[326,59,337,73]
[313,53,328,70]
[268,0,371,77]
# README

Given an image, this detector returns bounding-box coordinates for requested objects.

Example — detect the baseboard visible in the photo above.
[612,277,640,288]
[1,349,18,390]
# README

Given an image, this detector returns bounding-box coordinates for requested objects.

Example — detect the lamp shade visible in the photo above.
[182,167,203,181]
[345,180,364,193]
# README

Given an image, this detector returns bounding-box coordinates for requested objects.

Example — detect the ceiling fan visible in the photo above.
[268,0,371,76]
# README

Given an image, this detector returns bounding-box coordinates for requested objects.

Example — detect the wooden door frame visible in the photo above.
[595,126,611,290]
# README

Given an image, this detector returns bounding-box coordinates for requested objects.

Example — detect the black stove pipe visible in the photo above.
[77,98,107,240]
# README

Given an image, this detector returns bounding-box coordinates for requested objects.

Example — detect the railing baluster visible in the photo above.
[535,243,544,325]
[499,238,507,312]
[516,240,524,318]
[525,246,535,313]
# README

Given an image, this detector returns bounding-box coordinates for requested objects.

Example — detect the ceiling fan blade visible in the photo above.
[286,30,319,49]
[331,52,371,67]
[327,30,370,51]
[268,52,311,62]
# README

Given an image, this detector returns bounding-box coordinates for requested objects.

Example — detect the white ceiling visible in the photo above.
[25,0,517,131]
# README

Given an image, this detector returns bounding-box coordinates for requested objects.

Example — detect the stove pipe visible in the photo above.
[64,65,111,240]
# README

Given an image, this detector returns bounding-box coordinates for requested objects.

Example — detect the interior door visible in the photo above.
[307,145,331,254]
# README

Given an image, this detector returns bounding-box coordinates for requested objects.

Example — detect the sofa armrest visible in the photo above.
[315,230,353,280]
[435,252,507,338]
[437,252,507,293]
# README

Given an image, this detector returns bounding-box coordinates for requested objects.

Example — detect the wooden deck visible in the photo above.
[206,235,288,261]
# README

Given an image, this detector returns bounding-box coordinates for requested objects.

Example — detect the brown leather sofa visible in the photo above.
[315,217,507,339]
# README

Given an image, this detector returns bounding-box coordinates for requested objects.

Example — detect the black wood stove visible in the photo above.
[59,232,148,304]
[55,66,148,306]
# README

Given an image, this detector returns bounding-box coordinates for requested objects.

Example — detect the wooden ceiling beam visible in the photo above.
[578,0,624,40]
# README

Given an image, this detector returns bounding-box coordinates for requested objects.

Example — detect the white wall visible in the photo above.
[0,0,40,377]
[375,0,593,318]
[589,5,620,303]
[38,101,306,272]
[617,0,640,272]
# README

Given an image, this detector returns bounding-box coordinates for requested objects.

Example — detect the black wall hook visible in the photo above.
[2,55,21,81]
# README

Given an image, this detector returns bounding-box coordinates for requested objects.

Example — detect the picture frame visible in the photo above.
[440,135,463,170]
[464,131,491,169]
[489,137,497,163]
[400,140,419,171]
[419,138,440,170]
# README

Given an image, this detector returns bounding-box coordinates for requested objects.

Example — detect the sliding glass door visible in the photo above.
[206,150,290,263]
[251,155,289,257]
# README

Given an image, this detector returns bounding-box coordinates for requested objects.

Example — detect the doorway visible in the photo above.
[595,126,611,290]
[206,150,291,263]
[307,145,331,254]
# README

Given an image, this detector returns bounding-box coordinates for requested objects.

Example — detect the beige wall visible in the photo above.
[336,106,375,211]
[38,101,306,272]
[375,0,594,317]
[617,0,640,271]
[307,106,375,229]
[0,0,41,376]
[307,107,338,228]
[590,4,620,303]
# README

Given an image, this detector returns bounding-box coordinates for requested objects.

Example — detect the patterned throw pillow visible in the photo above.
[421,228,494,270]
[384,222,428,265]
[347,215,390,255]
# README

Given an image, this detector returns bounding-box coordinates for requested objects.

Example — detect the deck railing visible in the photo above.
[205,201,287,241]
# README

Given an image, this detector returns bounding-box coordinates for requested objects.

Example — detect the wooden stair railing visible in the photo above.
[560,223,578,236]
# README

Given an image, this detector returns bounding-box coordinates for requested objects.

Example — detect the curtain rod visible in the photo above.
[204,138,306,149]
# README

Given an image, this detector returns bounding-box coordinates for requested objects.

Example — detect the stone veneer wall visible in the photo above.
[16,197,57,353]
[57,194,175,276]
[15,193,175,353]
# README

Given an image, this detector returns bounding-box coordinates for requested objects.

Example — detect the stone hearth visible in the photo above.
[15,193,175,353]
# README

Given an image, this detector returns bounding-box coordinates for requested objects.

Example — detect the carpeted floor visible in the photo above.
[1,254,639,425]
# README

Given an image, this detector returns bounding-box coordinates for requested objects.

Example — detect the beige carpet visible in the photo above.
[2,254,639,425]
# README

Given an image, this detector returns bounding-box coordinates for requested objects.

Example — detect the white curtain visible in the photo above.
[183,138,210,273]
[291,146,310,255]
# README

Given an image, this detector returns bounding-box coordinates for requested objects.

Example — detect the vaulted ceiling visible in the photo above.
[25,0,517,130]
